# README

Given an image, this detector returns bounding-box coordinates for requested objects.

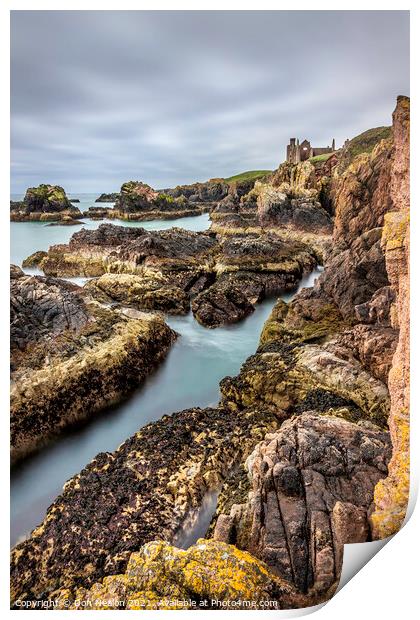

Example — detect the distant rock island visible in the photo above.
[95,192,119,202]
[10,184,82,222]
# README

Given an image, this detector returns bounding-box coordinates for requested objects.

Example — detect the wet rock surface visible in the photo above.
[10,271,176,461]
[84,273,190,315]
[192,279,255,327]
[10,406,278,601]
[31,225,318,326]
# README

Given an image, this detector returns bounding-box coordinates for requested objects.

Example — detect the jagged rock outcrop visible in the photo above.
[10,184,82,221]
[220,335,390,428]
[336,126,392,175]
[29,224,318,327]
[109,181,203,220]
[163,178,229,203]
[37,224,217,278]
[256,188,332,234]
[10,406,279,602]
[51,539,304,610]
[11,266,90,351]
[210,161,333,250]
[10,98,409,610]
[10,271,176,461]
[371,96,410,538]
[213,414,391,596]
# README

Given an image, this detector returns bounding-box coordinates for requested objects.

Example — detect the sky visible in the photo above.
[11,10,409,194]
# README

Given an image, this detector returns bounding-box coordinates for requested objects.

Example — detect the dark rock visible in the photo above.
[192,280,255,327]
[10,184,82,221]
[95,192,119,202]
[10,405,278,601]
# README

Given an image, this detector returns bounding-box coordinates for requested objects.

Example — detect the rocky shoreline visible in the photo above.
[24,225,319,327]
[11,266,177,462]
[10,97,410,609]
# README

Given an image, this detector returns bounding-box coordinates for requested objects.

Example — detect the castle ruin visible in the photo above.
[286,138,336,164]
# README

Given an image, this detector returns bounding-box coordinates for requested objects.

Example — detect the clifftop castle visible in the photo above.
[286,138,336,164]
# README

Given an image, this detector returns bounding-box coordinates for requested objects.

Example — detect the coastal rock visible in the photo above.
[355,286,396,326]
[30,225,319,328]
[220,336,390,427]
[82,206,110,219]
[163,179,229,203]
[216,233,316,274]
[21,250,48,268]
[10,272,176,461]
[111,181,203,220]
[335,324,398,383]
[95,192,120,202]
[192,279,255,327]
[37,225,217,277]
[10,405,278,602]
[11,271,90,353]
[116,181,159,212]
[213,413,391,596]
[371,96,410,538]
[85,273,190,314]
[10,184,82,221]
[255,186,332,234]
[10,97,409,609]
[53,539,304,610]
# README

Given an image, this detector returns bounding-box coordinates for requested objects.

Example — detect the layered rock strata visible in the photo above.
[213,414,391,596]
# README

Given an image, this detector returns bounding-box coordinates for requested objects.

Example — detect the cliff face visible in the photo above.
[371,96,410,538]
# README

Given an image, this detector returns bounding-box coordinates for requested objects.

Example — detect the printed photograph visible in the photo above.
[9,9,410,611]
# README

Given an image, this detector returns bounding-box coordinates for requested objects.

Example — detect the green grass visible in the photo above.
[308,153,334,164]
[223,170,272,183]
[345,126,392,159]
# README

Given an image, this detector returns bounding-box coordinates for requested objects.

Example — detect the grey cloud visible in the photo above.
[11,10,409,193]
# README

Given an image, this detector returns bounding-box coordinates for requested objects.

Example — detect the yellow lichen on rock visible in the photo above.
[371,96,410,538]
[55,539,301,610]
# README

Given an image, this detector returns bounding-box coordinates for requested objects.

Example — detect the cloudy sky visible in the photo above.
[11,10,409,193]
